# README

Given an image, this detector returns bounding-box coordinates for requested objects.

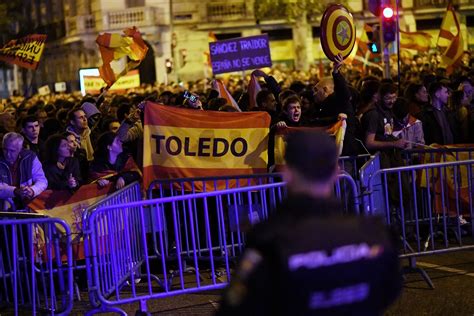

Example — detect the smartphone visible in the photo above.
[183,90,198,103]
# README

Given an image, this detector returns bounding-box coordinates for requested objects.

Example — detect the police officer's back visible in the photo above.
[217,130,402,316]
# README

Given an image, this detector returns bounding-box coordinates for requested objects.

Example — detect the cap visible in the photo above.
[285,130,338,181]
[81,102,101,119]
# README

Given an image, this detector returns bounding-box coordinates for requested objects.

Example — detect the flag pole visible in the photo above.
[396,0,401,95]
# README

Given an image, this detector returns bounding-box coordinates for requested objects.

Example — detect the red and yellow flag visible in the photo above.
[273,117,347,171]
[419,144,474,216]
[96,27,148,88]
[248,74,262,110]
[400,31,432,52]
[0,34,47,69]
[143,102,271,190]
[27,183,115,235]
[212,79,242,112]
[437,4,464,68]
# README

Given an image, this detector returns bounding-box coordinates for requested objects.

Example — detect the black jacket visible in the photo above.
[421,107,453,145]
[217,194,402,316]
[44,157,82,191]
[313,72,359,156]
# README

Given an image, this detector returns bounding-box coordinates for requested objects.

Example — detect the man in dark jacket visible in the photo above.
[421,82,454,145]
[312,54,359,156]
[217,130,402,315]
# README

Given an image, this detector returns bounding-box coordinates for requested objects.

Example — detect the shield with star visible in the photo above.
[320,4,356,61]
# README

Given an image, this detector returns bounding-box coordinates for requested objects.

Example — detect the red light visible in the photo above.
[382,7,394,18]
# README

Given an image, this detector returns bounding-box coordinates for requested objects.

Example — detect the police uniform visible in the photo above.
[217,194,402,316]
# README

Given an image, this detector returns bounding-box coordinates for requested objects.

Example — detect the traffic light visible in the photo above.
[369,42,380,53]
[382,6,396,43]
[366,24,380,54]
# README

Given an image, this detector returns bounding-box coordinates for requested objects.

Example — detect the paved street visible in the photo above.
[69,251,474,315]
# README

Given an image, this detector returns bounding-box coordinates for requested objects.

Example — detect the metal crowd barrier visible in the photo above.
[147,173,284,199]
[338,154,372,182]
[81,181,142,308]
[83,183,283,315]
[83,173,360,315]
[403,146,474,165]
[364,159,474,257]
[0,212,73,316]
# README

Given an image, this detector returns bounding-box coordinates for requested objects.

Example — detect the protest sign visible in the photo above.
[209,34,272,74]
[82,69,140,94]
[38,85,51,95]
[143,102,270,190]
[55,82,67,92]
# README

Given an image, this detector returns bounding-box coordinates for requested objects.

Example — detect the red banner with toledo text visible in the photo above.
[143,102,271,191]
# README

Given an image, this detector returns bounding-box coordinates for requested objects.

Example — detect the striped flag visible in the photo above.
[96,27,148,88]
[28,183,115,235]
[273,115,347,171]
[248,74,262,110]
[143,102,270,190]
[437,4,464,68]
[400,31,432,52]
[212,79,242,112]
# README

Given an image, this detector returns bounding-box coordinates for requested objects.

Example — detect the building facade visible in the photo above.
[1,0,474,95]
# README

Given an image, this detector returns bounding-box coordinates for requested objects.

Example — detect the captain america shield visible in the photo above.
[320,4,356,61]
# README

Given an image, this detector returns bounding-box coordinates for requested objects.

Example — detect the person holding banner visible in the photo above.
[89,131,141,190]
[217,130,402,315]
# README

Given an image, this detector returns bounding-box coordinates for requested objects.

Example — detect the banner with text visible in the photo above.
[83,69,140,94]
[143,102,271,190]
[0,34,47,70]
[209,34,272,74]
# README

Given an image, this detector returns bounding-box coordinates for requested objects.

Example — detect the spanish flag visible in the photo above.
[0,34,47,70]
[96,27,148,88]
[437,4,464,68]
[400,31,432,52]
[143,102,270,191]
[212,79,242,112]
[273,115,347,171]
[27,183,115,235]
[248,73,262,110]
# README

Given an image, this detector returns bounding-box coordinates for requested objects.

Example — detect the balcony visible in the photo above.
[65,15,95,36]
[413,0,474,9]
[103,7,165,31]
[206,1,254,22]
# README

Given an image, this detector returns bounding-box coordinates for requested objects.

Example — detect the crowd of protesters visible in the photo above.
[0,50,473,211]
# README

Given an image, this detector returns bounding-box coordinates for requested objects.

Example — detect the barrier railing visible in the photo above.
[81,181,142,308]
[0,213,73,316]
[84,183,282,315]
[339,154,372,182]
[147,173,284,199]
[402,146,474,165]
[84,172,360,315]
[365,159,474,259]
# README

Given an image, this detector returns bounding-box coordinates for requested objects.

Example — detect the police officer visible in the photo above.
[217,130,402,315]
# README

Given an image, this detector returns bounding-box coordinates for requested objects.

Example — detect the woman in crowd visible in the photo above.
[89,131,141,190]
[63,131,89,182]
[404,83,429,119]
[43,134,82,191]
